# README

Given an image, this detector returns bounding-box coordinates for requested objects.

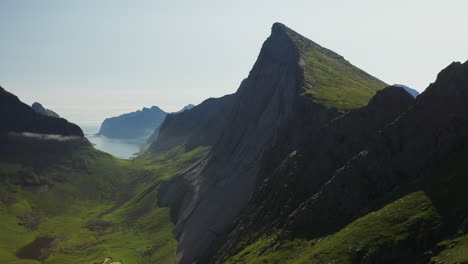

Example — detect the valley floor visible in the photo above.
[0,145,209,264]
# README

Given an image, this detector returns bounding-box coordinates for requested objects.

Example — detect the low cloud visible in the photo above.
[8,132,82,142]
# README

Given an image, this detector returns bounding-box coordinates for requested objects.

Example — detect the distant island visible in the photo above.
[97,104,194,139]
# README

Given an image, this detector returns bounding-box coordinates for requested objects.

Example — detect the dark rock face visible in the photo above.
[0,87,84,137]
[98,106,167,139]
[0,86,89,171]
[149,95,235,155]
[288,61,468,241]
[31,102,60,118]
[213,86,416,262]
[155,23,386,264]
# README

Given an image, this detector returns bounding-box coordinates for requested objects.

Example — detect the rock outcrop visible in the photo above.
[154,23,387,264]
[31,102,60,118]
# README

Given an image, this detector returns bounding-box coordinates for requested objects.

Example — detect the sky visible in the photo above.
[1,0,467,126]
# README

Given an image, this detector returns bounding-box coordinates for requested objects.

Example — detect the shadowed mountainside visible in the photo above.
[0,87,83,137]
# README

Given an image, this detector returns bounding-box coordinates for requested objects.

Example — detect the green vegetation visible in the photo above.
[281,25,387,112]
[302,47,387,112]
[432,234,468,263]
[0,144,209,264]
[224,191,441,264]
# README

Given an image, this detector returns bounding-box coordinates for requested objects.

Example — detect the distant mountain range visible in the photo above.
[393,84,420,98]
[97,104,195,139]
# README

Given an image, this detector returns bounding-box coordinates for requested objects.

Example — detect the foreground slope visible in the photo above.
[150,23,387,264]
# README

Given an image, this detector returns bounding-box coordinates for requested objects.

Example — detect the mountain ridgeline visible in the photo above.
[0,87,83,138]
[1,22,468,264]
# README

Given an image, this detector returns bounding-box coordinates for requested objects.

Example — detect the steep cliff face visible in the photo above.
[155,23,386,264]
[214,86,416,262]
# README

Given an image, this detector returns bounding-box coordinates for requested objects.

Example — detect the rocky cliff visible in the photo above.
[154,23,387,264]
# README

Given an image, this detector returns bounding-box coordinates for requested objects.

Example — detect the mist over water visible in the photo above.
[81,125,145,159]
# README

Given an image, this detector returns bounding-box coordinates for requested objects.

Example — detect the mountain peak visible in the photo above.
[268,23,388,112]
[271,22,290,35]
[269,22,317,54]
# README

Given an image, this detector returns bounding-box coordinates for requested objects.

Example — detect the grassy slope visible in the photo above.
[432,234,468,263]
[281,26,387,112]
[302,48,387,112]
[224,192,441,264]
[0,145,209,264]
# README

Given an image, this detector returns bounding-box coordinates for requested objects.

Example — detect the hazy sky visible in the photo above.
[1,0,467,126]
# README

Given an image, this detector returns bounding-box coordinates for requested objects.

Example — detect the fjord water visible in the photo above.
[81,125,144,159]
